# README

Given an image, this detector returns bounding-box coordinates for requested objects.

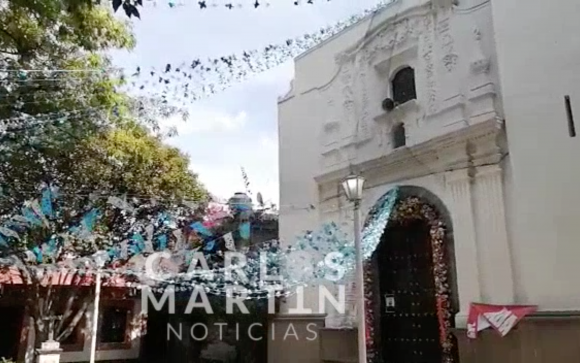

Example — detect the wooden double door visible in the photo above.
[377,220,442,363]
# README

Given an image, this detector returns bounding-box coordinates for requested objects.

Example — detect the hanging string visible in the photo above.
[1,1,396,106]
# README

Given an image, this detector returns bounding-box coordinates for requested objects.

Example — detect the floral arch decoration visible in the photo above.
[361,193,456,363]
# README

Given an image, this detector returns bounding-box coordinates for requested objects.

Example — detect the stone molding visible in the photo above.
[315,117,505,199]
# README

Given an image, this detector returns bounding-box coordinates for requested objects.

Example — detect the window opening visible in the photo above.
[392,67,417,105]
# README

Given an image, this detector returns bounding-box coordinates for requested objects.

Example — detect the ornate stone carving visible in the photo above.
[438,14,458,72]
[470,27,491,74]
[339,62,356,139]
[422,14,438,114]
[322,99,340,141]
[356,52,373,143]
[442,53,458,72]
[320,60,355,149]
[364,16,423,66]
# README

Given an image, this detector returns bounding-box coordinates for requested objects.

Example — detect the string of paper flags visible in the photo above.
[107,0,350,11]
[0,186,359,298]
[0,186,252,263]
[121,0,395,105]
[160,0,335,9]
[1,0,395,106]
[0,186,346,213]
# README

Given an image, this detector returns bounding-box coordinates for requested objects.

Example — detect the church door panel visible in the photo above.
[378,220,442,363]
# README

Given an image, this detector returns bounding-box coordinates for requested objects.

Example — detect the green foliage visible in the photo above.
[0,0,206,216]
[72,122,208,201]
[0,0,134,59]
[0,0,206,347]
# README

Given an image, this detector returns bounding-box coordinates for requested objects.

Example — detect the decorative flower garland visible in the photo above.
[363,196,455,363]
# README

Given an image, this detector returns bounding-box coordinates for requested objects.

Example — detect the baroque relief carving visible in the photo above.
[363,17,423,66]
[320,58,359,167]
[422,14,438,114]
[356,52,373,142]
[470,28,491,74]
[438,15,458,72]
[322,99,340,146]
[340,63,356,136]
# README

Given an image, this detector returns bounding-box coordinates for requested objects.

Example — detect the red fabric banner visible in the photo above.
[467,303,537,338]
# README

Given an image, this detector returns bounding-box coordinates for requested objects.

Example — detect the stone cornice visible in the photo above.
[314,118,505,192]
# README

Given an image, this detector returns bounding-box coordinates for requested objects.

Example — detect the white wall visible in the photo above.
[491,0,580,309]
[278,0,509,324]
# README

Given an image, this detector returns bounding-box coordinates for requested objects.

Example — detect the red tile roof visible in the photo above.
[0,266,129,287]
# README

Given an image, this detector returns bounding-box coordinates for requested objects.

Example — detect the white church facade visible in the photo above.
[273,0,580,362]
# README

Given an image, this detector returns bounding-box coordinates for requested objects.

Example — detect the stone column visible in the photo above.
[445,168,481,327]
[36,340,61,363]
[473,164,514,304]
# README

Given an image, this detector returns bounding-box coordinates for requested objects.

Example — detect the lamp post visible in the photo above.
[341,173,367,363]
[89,251,109,363]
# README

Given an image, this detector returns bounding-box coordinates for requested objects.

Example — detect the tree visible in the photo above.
[0,0,136,205]
[0,0,134,62]
[0,123,209,349]
[0,0,206,351]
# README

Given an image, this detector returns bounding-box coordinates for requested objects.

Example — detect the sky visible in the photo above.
[112,0,381,205]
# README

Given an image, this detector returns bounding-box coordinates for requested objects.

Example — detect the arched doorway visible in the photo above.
[362,186,458,363]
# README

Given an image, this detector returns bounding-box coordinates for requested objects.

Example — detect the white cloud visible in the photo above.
[160,109,247,135]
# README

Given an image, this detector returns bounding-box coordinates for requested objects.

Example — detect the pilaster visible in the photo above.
[445,168,481,327]
[473,164,514,304]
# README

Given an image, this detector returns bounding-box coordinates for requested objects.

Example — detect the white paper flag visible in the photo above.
[30,200,49,227]
[107,195,134,213]
[144,224,155,253]
[223,232,235,251]
[120,240,129,259]
[0,227,19,239]
[173,229,184,251]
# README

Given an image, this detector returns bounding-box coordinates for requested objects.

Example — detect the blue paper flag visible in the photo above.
[239,222,251,240]
[131,233,145,253]
[22,207,42,226]
[32,246,42,263]
[191,222,212,237]
[41,239,57,258]
[203,240,215,251]
[40,188,53,218]
[107,248,118,259]
[81,209,99,232]
[157,234,168,250]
